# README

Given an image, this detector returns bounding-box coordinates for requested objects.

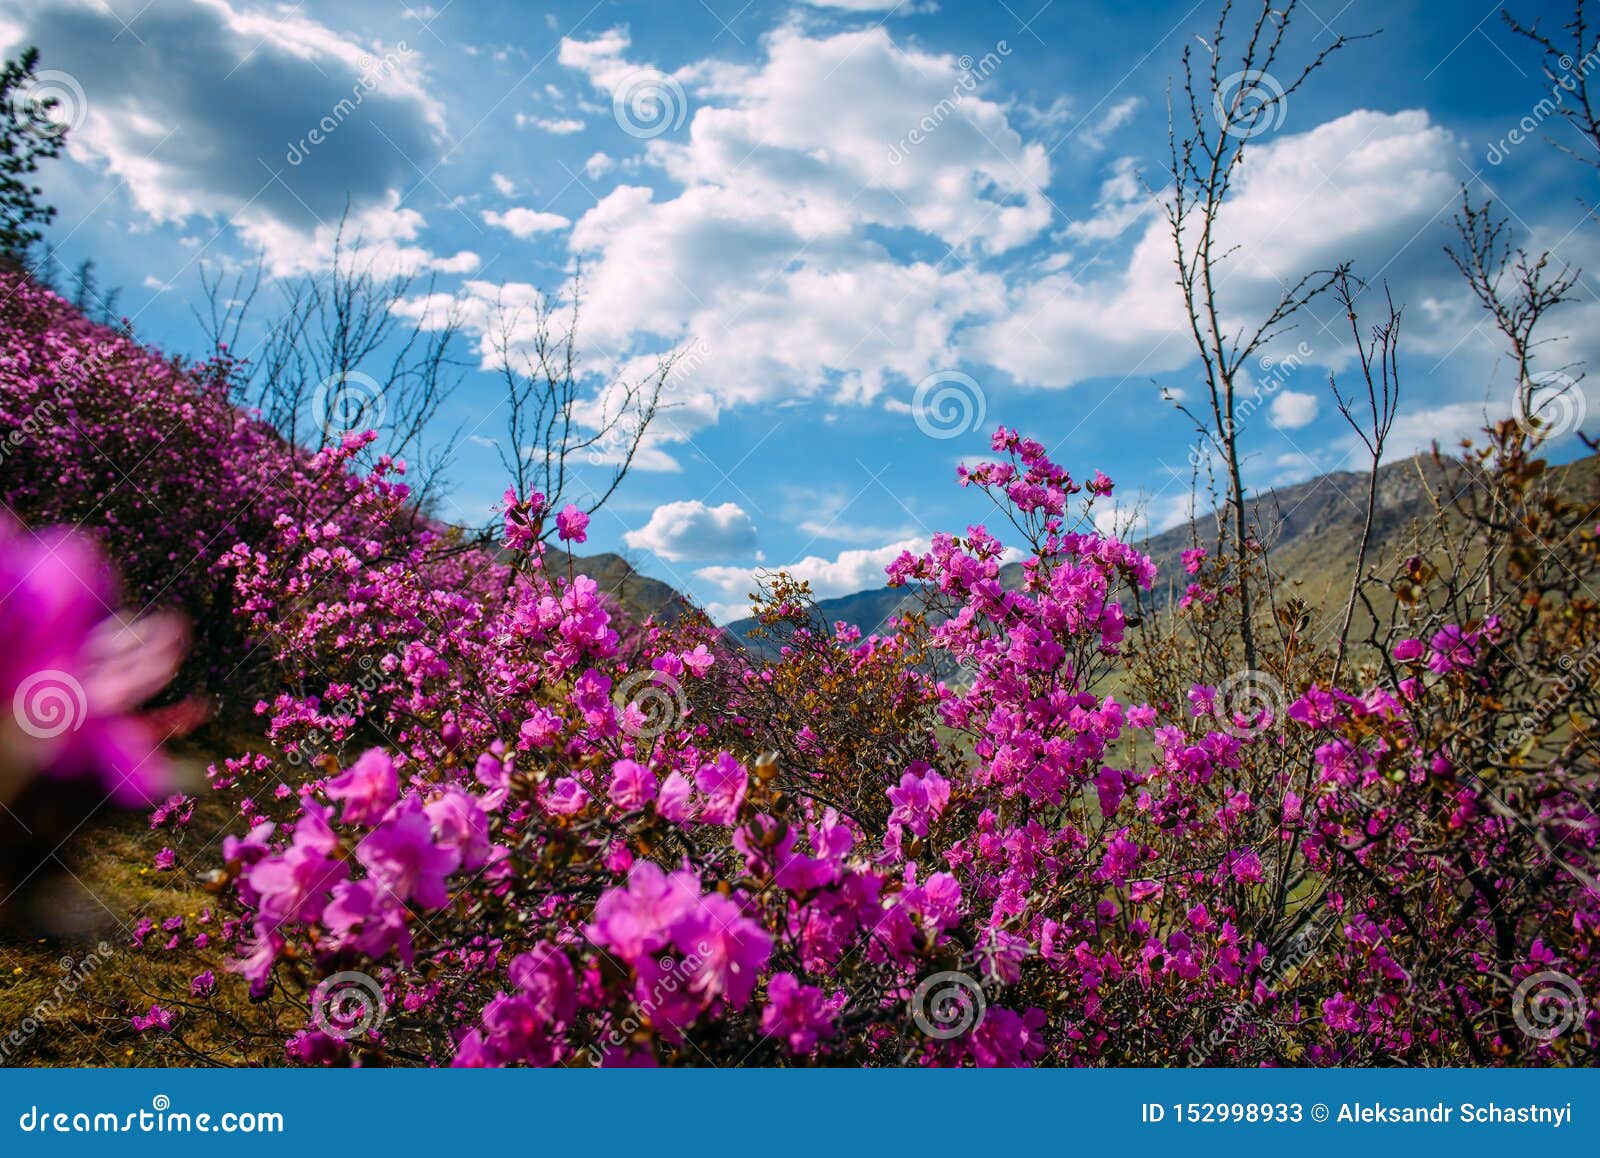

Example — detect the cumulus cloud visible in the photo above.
[518,115,585,134]
[1269,390,1320,430]
[545,26,1037,464]
[240,191,477,279]
[624,500,758,562]
[696,537,926,611]
[482,207,572,237]
[974,109,1464,388]
[4,0,446,270]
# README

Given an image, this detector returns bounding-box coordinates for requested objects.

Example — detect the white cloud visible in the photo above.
[624,500,758,562]
[240,192,478,278]
[482,207,572,238]
[584,151,616,179]
[696,537,927,610]
[546,26,1037,464]
[1076,95,1142,152]
[1269,390,1320,430]
[491,172,517,196]
[519,115,586,134]
[974,109,1463,389]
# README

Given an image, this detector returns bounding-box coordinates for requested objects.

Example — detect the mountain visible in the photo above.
[723,451,1600,651]
[554,550,699,625]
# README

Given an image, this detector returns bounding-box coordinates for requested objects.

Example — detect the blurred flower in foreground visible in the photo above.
[0,516,196,931]
[0,516,190,812]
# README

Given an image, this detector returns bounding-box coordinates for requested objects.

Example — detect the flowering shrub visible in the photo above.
[3,275,1594,1066]
[0,272,418,699]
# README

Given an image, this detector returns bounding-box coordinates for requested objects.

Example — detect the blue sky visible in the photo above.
[4,0,1596,620]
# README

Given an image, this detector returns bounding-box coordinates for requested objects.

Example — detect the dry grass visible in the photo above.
[0,733,288,1067]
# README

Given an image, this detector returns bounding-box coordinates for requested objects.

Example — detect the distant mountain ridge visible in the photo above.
[722,452,1600,652]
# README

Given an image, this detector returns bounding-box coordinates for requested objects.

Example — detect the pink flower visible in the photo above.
[0,517,188,806]
[1181,547,1207,574]
[1392,637,1424,662]
[760,972,834,1054]
[886,762,951,836]
[326,748,399,825]
[588,860,699,963]
[501,487,547,551]
[356,795,460,909]
[694,753,748,825]
[555,504,589,543]
[675,892,772,1009]
[131,1004,176,1032]
[542,776,590,816]
[608,759,657,813]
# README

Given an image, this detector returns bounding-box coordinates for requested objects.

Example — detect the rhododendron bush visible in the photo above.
[2,270,1596,1067]
[158,420,1600,1065]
